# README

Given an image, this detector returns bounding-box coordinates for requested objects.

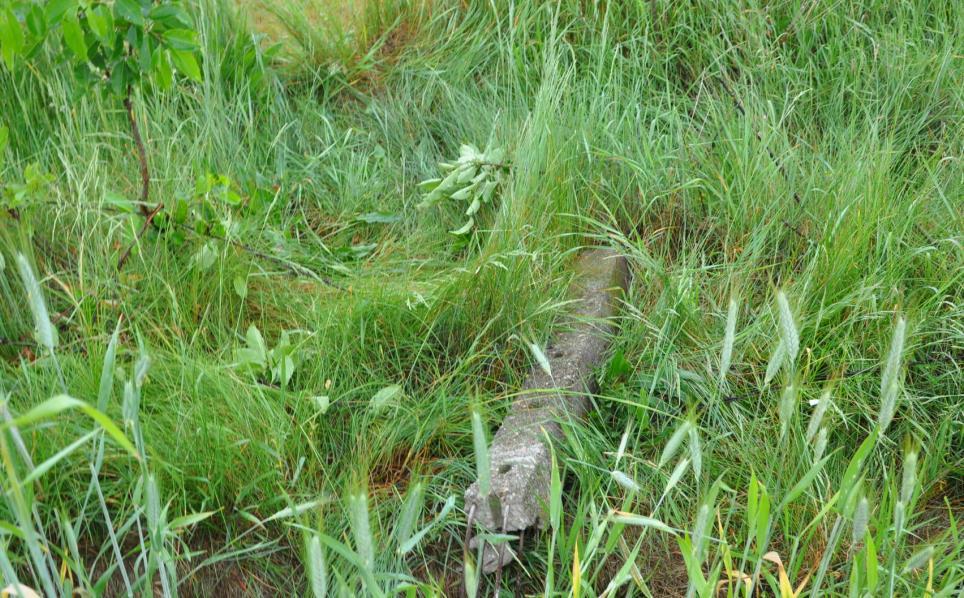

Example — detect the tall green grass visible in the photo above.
[1,0,961,594]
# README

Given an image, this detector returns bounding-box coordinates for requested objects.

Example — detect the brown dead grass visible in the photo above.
[232,0,430,99]
[234,0,366,43]
[233,0,427,55]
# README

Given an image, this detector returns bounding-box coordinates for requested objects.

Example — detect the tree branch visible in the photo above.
[118,91,163,270]
[116,201,164,270]
[123,92,151,218]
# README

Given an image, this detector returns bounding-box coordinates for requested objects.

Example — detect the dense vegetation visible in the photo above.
[0,0,961,595]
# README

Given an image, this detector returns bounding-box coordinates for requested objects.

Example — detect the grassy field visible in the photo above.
[0,0,962,595]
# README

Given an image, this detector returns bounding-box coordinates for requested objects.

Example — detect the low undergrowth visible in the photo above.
[0,0,961,595]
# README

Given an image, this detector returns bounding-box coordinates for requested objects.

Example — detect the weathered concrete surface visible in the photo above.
[464,248,628,571]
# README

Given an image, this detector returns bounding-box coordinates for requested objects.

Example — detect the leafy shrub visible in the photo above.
[417,144,508,235]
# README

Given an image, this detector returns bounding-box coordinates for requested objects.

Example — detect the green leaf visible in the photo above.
[193,242,217,271]
[25,4,47,39]
[271,354,295,387]
[3,395,138,458]
[465,198,481,216]
[370,384,402,412]
[154,48,173,90]
[169,510,215,530]
[244,325,267,365]
[45,0,76,27]
[450,185,474,201]
[114,0,144,26]
[110,59,132,96]
[85,6,110,43]
[103,190,134,212]
[356,212,401,224]
[311,395,330,414]
[149,4,191,29]
[0,519,27,539]
[232,275,248,299]
[417,177,441,192]
[61,13,87,61]
[840,430,878,498]
[450,218,474,235]
[161,28,198,51]
[234,348,265,372]
[755,485,770,551]
[171,196,188,223]
[394,481,424,548]
[138,29,152,73]
[170,48,201,82]
[0,8,25,69]
[611,512,677,535]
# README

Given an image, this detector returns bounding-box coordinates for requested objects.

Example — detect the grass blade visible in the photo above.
[5,395,137,458]
[611,512,677,536]
[659,420,690,468]
[662,457,690,499]
[394,481,425,549]
[687,423,702,480]
[97,318,122,411]
[397,495,456,554]
[471,408,490,497]
[805,388,831,442]
[20,430,97,486]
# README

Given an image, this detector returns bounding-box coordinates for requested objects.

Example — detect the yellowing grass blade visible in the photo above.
[572,544,581,598]
[762,551,804,598]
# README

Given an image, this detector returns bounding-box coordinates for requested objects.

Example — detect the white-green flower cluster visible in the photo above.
[417,144,506,235]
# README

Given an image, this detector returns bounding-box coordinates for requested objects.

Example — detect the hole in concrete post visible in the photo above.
[498,464,512,474]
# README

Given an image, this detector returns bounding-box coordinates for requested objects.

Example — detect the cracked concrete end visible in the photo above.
[464,248,629,572]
